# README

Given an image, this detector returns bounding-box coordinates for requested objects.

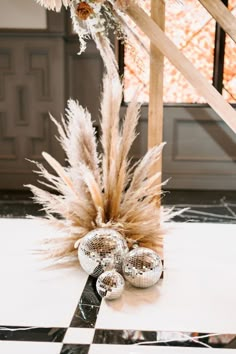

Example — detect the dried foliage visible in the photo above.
[35,0,72,11]
[27,72,179,261]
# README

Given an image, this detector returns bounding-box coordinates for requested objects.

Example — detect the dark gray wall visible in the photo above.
[0,10,236,190]
[125,105,236,190]
[0,11,103,190]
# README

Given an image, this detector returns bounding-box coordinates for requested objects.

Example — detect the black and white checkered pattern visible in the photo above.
[1,216,236,354]
[1,275,236,354]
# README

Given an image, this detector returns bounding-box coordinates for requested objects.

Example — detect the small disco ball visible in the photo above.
[96,270,125,300]
[78,228,129,277]
[122,247,163,288]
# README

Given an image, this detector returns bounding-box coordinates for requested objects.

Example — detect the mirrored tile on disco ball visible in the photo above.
[123,247,163,288]
[78,228,129,277]
[96,270,125,300]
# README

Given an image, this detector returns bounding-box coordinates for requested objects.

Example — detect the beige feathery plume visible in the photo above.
[124,143,166,202]
[42,152,74,190]
[78,163,104,220]
[94,34,119,81]
[51,100,100,183]
[34,0,71,12]
[26,158,95,223]
[27,96,104,259]
[28,71,179,262]
[100,74,123,220]
[27,184,93,230]
[94,32,135,222]
[109,93,140,219]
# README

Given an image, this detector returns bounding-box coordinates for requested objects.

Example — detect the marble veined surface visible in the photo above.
[0,219,236,353]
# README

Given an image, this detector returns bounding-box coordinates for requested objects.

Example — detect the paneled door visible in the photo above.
[0,3,66,190]
[0,37,65,189]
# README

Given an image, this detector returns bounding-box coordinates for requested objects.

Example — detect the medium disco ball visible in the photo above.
[122,247,163,288]
[96,270,125,300]
[78,228,129,277]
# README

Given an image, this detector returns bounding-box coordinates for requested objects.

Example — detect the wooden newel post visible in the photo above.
[148,0,165,204]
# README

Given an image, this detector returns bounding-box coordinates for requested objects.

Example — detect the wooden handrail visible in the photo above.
[199,0,236,44]
[122,2,236,134]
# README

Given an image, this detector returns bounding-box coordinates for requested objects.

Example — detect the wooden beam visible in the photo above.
[148,0,165,150]
[199,0,236,44]
[123,2,236,134]
[148,0,165,207]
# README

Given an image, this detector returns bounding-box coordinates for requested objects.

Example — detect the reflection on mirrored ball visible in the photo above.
[96,270,125,300]
[78,228,129,277]
[122,247,163,288]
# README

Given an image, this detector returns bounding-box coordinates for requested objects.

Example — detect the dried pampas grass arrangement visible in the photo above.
[35,0,72,12]
[27,72,178,262]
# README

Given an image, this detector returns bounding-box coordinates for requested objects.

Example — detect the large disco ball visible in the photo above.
[78,228,129,277]
[122,247,163,288]
[96,270,125,300]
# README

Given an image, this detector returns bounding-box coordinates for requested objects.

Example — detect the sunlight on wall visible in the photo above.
[124,0,221,103]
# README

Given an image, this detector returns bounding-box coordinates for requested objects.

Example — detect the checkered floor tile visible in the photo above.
[1,219,236,353]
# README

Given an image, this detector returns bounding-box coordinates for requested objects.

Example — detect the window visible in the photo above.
[122,0,236,104]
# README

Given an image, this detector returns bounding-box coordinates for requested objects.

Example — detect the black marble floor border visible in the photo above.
[0,325,235,349]
[0,326,66,342]
[1,276,235,350]
[69,276,102,329]
[2,194,236,224]
[58,276,102,354]
[60,344,90,354]
[92,329,236,348]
